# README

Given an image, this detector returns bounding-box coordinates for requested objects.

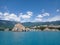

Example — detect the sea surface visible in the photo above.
[0,31,60,45]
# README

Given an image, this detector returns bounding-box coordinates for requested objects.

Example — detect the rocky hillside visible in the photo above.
[0,20,60,31]
[0,20,18,30]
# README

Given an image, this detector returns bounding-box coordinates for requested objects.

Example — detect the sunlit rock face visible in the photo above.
[12,23,25,31]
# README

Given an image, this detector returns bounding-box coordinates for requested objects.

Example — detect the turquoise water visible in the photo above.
[0,31,60,45]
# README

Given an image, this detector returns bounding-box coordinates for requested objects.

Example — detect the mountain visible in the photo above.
[0,20,60,30]
[0,20,18,30]
[22,21,60,27]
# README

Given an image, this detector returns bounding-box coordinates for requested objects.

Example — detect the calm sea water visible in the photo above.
[0,31,60,45]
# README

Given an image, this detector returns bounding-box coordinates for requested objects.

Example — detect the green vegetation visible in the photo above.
[0,20,18,31]
[0,20,60,31]
[34,26,46,31]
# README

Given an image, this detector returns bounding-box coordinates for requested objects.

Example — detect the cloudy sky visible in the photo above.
[0,0,60,22]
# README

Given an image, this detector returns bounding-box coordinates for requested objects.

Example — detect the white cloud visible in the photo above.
[0,12,3,15]
[8,13,20,21]
[20,14,31,19]
[35,14,43,22]
[37,14,43,18]
[27,11,33,16]
[34,18,42,22]
[4,12,9,16]
[19,11,33,19]
[0,12,3,19]
[0,11,33,22]
[20,11,33,20]
[34,12,50,22]
[47,15,60,22]
[19,11,33,22]
[42,13,50,16]
[0,10,51,22]
[0,12,20,22]
[56,9,60,12]
[37,12,50,18]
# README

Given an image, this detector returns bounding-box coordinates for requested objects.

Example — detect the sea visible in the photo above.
[0,31,60,45]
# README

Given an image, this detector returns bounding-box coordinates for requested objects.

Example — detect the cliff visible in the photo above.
[12,23,25,31]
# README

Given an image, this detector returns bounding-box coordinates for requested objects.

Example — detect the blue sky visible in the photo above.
[0,0,60,22]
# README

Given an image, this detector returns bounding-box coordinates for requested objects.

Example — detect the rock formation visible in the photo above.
[12,23,25,31]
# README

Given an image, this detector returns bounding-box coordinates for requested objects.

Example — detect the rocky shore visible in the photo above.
[0,23,60,32]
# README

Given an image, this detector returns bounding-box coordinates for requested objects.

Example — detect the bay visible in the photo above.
[0,31,60,45]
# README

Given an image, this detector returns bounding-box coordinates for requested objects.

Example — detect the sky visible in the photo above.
[0,0,60,22]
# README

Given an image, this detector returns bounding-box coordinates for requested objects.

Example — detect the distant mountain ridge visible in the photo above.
[0,20,18,30]
[0,20,60,29]
[22,21,60,27]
